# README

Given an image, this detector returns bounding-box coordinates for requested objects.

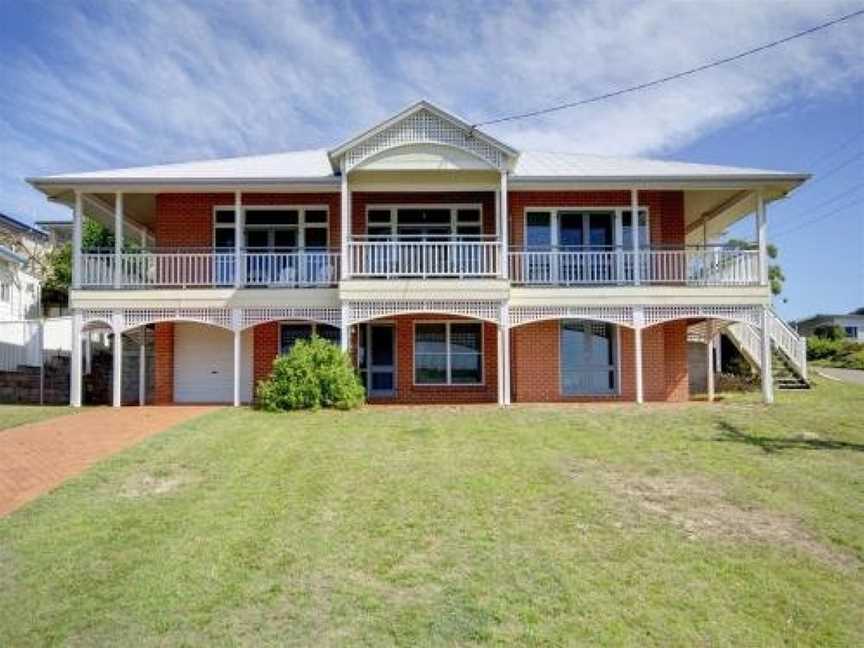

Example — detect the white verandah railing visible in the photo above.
[348,238,500,278]
[509,246,759,286]
[80,249,340,288]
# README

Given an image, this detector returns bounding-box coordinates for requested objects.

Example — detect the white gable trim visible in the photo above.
[328,101,518,173]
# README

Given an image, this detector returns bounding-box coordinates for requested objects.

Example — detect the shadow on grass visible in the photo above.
[713,420,864,454]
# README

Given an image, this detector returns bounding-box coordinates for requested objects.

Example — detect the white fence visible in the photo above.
[0,317,72,371]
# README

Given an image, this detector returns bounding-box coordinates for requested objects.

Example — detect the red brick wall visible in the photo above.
[508,190,685,247]
[350,192,496,237]
[248,315,497,404]
[511,319,689,403]
[154,193,341,248]
[252,322,279,389]
[153,323,174,404]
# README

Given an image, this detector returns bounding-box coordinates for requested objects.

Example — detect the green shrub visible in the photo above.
[806,336,864,369]
[256,335,365,411]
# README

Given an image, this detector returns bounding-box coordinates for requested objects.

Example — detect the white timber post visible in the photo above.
[706,319,715,402]
[714,332,722,372]
[113,192,124,289]
[234,191,244,288]
[111,311,123,408]
[756,189,768,287]
[631,188,641,286]
[634,307,644,404]
[340,170,349,280]
[501,303,511,405]
[499,171,509,280]
[760,306,774,404]
[138,334,146,406]
[232,309,242,407]
[340,303,350,353]
[70,311,83,407]
[497,318,504,405]
[72,191,83,289]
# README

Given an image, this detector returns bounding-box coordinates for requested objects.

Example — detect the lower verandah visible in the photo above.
[151,317,689,405]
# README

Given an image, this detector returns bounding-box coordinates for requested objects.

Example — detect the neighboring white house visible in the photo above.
[793,310,864,341]
[0,245,40,321]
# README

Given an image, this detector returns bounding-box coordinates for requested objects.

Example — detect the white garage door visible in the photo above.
[174,323,253,403]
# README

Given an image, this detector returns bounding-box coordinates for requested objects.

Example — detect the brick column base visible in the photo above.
[153,323,174,404]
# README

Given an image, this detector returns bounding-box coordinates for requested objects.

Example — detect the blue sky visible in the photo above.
[1,0,862,319]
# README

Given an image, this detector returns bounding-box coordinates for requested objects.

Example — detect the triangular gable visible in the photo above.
[328,100,518,172]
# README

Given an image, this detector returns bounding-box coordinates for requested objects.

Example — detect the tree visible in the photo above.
[42,220,114,295]
[725,239,784,297]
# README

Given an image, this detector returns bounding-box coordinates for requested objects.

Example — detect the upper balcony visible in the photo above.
[78,242,759,289]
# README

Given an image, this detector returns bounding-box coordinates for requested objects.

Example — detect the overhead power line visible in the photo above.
[773,198,860,239]
[472,8,864,127]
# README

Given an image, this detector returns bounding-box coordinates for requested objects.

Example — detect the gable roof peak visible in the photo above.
[328,100,518,172]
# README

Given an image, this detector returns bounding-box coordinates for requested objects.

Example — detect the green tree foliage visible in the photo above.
[43,220,115,293]
[256,335,365,411]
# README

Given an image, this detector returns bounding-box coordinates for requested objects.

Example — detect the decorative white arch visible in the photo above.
[642,304,762,329]
[509,305,636,330]
[344,300,501,325]
[239,307,341,331]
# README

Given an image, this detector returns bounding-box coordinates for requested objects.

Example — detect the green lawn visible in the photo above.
[1,381,863,646]
[0,405,73,431]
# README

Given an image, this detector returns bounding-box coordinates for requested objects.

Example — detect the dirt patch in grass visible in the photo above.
[569,461,856,570]
[119,468,197,499]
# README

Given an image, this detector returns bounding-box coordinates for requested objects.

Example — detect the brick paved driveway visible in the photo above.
[0,406,217,517]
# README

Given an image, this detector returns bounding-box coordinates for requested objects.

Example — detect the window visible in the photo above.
[845,326,859,339]
[279,322,341,355]
[365,205,483,239]
[524,208,649,248]
[214,206,328,250]
[0,282,10,303]
[560,320,617,395]
[621,210,649,249]
[415,322,482,385]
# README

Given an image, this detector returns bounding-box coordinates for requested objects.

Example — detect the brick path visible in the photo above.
[0,406,218,517]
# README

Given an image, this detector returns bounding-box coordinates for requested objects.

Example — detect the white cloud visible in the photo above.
[1,0,862,224]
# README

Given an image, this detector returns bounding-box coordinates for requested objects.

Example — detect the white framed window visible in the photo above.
[279,322,341,355]
[365,204,483,240]
[560,320,619,396]
[524,207,649,249]
[0,282,10,303]
[213,206,329,250]
[845,326,859,339]
[414,321,483,385]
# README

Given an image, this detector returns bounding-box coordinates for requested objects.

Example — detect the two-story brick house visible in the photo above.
[28,101,808,407]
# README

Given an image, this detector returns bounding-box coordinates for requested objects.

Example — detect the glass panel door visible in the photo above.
[526,212,552,282]
[561,320,616,395]
[364,324,395,396]
[585,212,614,282]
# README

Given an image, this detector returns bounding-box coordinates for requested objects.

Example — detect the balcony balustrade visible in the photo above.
[78,244,759,289]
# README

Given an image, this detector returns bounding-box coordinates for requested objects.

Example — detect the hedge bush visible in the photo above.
[806,336,864,370]
[256,335,365,411]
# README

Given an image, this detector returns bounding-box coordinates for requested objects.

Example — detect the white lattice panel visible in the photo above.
[240,308,341,330]
[121,308,233,332]
[80,309,115,328]
[342,108,507,171]
[345,300,501,325]
[509,305,635,329]
[643,305,761,328]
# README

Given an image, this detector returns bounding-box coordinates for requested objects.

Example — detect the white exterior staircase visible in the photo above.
[724,309,809,389]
